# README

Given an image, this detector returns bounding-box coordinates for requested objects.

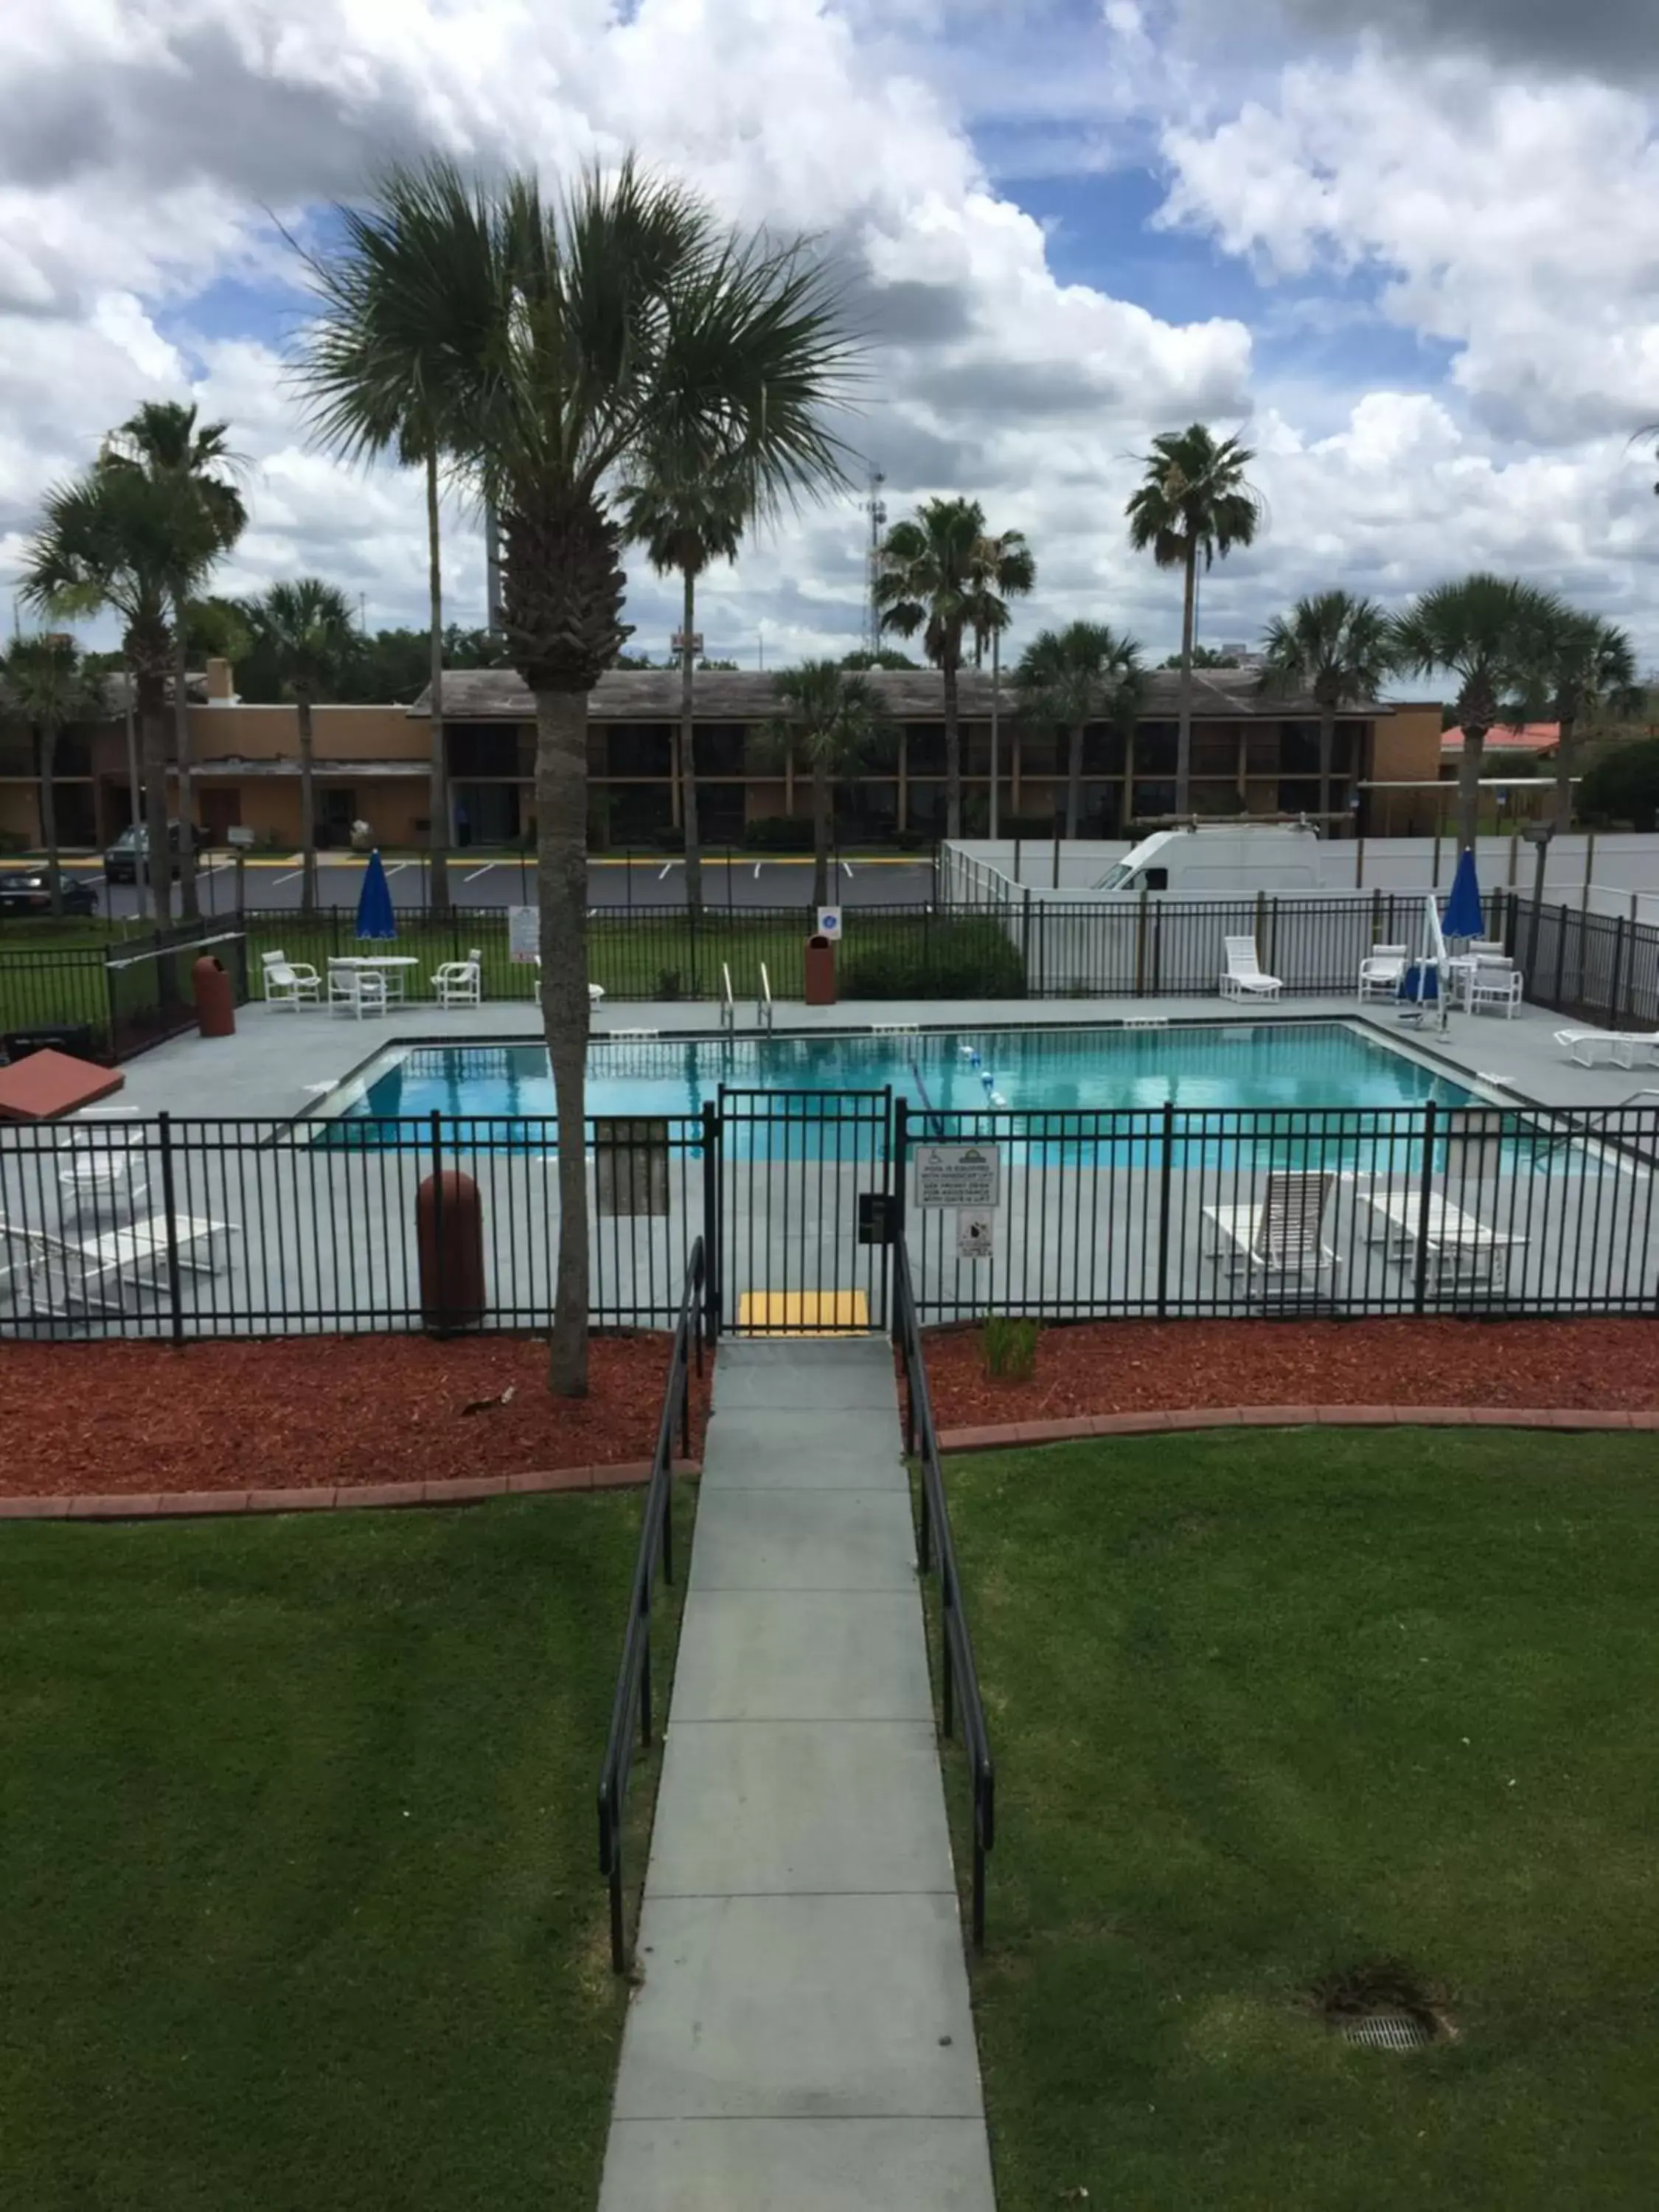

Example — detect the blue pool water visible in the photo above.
[321,1023,1489,1147]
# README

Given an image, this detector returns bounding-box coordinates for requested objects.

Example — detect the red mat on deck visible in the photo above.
[0,1048,123,1122]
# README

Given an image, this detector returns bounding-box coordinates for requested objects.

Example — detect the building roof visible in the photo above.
[414,665,1390,723]
[184,757,423,779]
[1441,723,1559,757]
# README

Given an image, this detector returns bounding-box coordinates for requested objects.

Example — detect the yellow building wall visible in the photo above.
[187,703,425,765]
[1373,702,1444,783]
[0,785,40,843]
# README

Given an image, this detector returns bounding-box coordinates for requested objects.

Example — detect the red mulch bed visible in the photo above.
[0,1335,709,1498]
[923,1318,1659,1428]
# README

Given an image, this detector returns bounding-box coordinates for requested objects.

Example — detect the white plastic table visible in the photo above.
[327,955,420,1003]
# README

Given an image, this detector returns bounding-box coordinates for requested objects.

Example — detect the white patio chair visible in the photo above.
[431,948,484,1006]
[532,953,606,1010]
[327,965,389,1020]
[1220,936,1283,1001]
[1466,959,1522,1018]
[1553,1028,1659,1065]
[1202,1171,1337,1287]
[0,1211,237,1318]
[1357,944,1408,1004]
[260,949,321,1008]
[1361,1189,1527,1291]
[56,1124,150,1223]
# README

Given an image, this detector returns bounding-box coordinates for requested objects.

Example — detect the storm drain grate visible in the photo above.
[1342,2008,1433,2051]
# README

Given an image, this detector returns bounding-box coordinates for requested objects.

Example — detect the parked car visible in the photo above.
[102,821,208,884]
[0,867,100,917]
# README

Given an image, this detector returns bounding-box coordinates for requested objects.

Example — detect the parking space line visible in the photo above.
[657,861,677,881]
[463,861,496,883]
[384,860,411,877]
[841,860,854,880]
[753,861,763,879]
[271,869,304,888]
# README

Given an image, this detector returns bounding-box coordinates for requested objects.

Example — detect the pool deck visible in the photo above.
[96,992,1651,1120]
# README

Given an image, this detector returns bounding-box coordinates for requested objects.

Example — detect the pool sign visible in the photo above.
[915,1143,1001,1210]
[816,906,843,942]
[958,1212,995,1261]
[507,905,538,964]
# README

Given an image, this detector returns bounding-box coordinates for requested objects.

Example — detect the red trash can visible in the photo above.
[192,956,236,1039]
[804,933,836,1006]
[417,1169,485,1334]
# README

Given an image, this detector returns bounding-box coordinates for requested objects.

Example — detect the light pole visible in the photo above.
[989,625,1001,842]
[1522,818,1555,984]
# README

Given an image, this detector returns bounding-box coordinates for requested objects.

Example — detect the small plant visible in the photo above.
[981,1313,1040,1384]
[655,967,684,1000]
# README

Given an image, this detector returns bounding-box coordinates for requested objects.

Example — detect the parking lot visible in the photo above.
[27,851,938,919]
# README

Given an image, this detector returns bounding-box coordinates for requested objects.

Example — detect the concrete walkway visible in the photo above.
[598,1337,995,2212]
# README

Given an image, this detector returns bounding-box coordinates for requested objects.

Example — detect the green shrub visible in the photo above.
[655,968,684,1000]
[840,921,1024,1001]
[894,827,929,852]
[981,1314,1040,1383]
[742,815,816,852]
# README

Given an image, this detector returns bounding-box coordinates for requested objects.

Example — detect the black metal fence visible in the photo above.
[597,1241,703,1973]
[1507,897,1659,1030]
[894,1239,995,1946]
[0,920,248,1063]
[4,1090,1658,1341]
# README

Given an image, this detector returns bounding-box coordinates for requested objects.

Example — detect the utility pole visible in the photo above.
[990,625,1001,841]
[865,467,887,656]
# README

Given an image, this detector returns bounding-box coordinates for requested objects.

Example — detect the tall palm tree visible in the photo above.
[769,661,890,907]
[293,168,493,917]
[1391,575,1565,851]
[20,463,187,927]
[0,633,105,914]
[293,157,858,1397]
[1259,590,1397,824]
[1125,425,1261,815]
[242,580,360,914]
[619,450,751,918]
[1014,622,1143,838]
[102,402,246,921]
[874,498,1033,840]
[1520,607,1641,830]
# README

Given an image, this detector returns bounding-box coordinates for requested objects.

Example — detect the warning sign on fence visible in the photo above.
[507,905,538,964]
[914,1144,1001,1210]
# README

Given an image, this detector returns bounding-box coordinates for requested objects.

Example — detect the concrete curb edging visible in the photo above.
[934,1405,1659,1453]
[0,1459,701,1523]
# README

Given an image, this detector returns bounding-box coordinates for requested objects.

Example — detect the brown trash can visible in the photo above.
[417,1169,486,1334]
[804,933,836,1006]
[192,956,235,1039]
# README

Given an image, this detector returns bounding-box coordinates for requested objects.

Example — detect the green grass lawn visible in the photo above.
[0,1490,690,2212]
[939,1427,1659,2211]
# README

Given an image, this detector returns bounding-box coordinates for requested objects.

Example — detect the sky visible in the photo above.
[2,0,1658,680]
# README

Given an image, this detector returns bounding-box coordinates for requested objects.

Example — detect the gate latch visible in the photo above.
[857,1192,893,1246]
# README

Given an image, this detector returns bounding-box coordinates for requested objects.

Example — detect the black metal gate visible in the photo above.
[713,1088,894,1335]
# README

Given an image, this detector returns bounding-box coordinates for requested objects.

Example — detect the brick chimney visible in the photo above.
[205,656,236,701]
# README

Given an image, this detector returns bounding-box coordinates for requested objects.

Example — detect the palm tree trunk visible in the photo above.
[174,627,199,921]
[425,448,452,918]
[1176,542,1197,816]
[38,725,63,918]
[535,686,591,1398]
[942,650,962,841]
[1554,712,1576,830]
[298,694,317,917]
[140,674,171,931]
[1457,723,1486,853]
[681,565,703,919]
[1318,703,1335,828]
[1065,722,1083,841]
[813,754,831,911]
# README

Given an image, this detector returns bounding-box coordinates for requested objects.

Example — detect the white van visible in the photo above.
[1093,822,1324,894]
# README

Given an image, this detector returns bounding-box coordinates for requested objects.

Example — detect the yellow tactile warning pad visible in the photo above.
[737,1290,872,1335]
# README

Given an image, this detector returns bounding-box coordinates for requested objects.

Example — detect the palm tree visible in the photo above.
[874,498,1033,839]
[102,402,246,921]
[242,580,360,913]
[293,167,493,917]
[1014,623,1143,838]
[1259,590,1397,824]
[293,157,858,1397]
[0,633,105,914]
[1125,425,1261,815]
[769,662,890,906]
[619,451,751,917]
[20,462,185,926]
[1391,576,1565,851]
[1520,608,1641,830]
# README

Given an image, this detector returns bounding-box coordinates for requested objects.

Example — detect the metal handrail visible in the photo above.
[891,1239,996,1947]
[757,961,774,1033]
[597,1237,705,1972]
[720,961,735,1034]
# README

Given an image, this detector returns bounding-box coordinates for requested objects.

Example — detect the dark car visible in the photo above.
[0,867,100,917]
[102,821,207,884]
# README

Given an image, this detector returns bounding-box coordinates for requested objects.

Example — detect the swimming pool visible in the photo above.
[317,1021,1495,1147]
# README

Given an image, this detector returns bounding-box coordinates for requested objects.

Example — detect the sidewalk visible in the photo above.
[598,1337,995,2211]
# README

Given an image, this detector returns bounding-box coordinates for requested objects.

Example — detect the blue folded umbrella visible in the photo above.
[355,849,397,941]
[1441,846,1484,941]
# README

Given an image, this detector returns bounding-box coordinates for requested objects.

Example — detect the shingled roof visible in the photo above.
[414,666,1389,723]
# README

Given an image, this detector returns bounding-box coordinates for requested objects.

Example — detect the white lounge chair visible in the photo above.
[432,948,484,1006]
[1361,1189,1527,1290]
[56,1127,150,1223]
[1202,1170,1336,1287]
[0,1212,237,1318]
[328,966,389,1020]
[1554,1028,1659,1066]
[1466,958,1522,1018]
[1357,944,1408,1003]
[260,950,321,1009]
[1220,936,1283,1001]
